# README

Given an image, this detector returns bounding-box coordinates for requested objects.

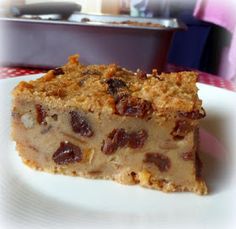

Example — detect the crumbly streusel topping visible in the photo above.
[13,55,203,116]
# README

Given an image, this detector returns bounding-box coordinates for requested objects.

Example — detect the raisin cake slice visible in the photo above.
[11,55,207,195]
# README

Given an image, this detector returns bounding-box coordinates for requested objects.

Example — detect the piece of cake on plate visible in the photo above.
[11,55,207,195]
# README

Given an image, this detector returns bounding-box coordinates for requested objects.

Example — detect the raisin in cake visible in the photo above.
[11,55,207,195]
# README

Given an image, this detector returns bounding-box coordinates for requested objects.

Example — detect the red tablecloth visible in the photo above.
[0,65,235,92]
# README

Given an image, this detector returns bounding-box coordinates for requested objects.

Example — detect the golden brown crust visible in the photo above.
[12,55,203,116]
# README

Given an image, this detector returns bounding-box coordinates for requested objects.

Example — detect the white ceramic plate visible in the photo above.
[0,75,236,229]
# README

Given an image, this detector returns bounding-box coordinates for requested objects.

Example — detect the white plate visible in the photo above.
[0,75,236,229]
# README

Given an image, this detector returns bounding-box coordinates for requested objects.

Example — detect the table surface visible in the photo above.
[0,64,235,92]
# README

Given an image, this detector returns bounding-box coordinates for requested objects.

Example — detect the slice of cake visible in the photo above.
[11,55,207,195]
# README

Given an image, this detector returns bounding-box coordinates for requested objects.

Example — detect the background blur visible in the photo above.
[0,0,235,81]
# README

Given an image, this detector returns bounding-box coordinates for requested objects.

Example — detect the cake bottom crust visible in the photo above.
[16,142,208,195]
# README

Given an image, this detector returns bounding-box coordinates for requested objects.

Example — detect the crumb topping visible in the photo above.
[13,55,203,116]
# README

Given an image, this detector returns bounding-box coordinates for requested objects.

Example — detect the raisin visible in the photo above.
[52,141,82,165]
[101,128,129,155]
[102,128,148,154]
[178,108,206,120]
[136,69,147,80]
[35,104,47,125]
[70,111,94,137]
[115,95,153,119]
[144,153,171,172]
[128,130,148,149]
[106,78,127,96]
[53,68,64,76]
[101,138,117,155]
[116,129,129,147]
[182,151,194,160]
[171,120,192,140]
